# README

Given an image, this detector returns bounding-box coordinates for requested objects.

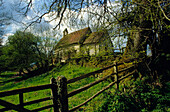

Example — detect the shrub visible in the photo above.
[97,79,170,112]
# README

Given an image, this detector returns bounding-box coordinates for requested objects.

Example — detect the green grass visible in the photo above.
[0,71,18,83]
[0,64,112,111]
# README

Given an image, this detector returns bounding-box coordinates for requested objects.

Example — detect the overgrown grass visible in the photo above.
[0,71,18,83]
[97,78,170,112]
[0,64,112,111]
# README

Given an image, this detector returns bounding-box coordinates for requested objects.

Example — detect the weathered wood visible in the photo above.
[19,93,24,108]
[31,104,54,112]
[117,58,138,65]
[57,76,68,112]
[119,70,135,81]
[50,77,59,112]
[67,58,136,84]
[0,107,11,111]
[0,99,31,112]
[118,65,134,74]
[114,61,119,90]
[67,64,115,84]
[24,97,51,106]
[0,97,52,111]
[0,58,138,112]
[68,72,116,97]
[0,84,52,97]
[1,101,53,112]
[69,70,135,112]
[68,65,134,98]
[69,80,117,112]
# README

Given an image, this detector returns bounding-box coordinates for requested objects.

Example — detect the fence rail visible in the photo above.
[0,84,53,111]
[67,58,136,84]
[0,84,52,97]
[69,70,136,112]
[68,62,136,111]
[0,58,138,112]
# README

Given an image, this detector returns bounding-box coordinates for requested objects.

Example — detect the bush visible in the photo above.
[97,79,170,112]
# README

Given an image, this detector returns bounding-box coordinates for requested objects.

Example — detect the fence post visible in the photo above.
[57,76,68,112]
[133,58,139,79]
[51,78,59,112]
[19,93,23,108]
[114,61,119,90]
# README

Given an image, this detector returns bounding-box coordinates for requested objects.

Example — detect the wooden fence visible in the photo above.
[0,58,137,112]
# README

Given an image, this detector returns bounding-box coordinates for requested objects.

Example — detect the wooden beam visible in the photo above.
[118,65,134,74]
[57,76,68,112]
[67,58,136,84]
[31,104,54,112]
[68,65,134,97]
[68,72,116,97]
[0,97,52,111]
[69,70,135,112]
[67,64,115,84]
[0,84,52,97]
[24,97,51,106]
[51,78,59,112]
[69,80,117,112]
[119,70,135,81]
[19,93,24,108]
[0,99,31,112]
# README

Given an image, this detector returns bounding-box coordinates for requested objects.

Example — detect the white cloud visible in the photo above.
[1,0,122,43]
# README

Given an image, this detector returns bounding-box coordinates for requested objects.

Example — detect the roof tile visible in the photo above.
[57,27,92,48]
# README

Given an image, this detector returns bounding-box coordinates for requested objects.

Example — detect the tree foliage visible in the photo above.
[1,0,169,79]
[0,30,57,74]
[98,78,170,112]
[117,0,170,81]
[0,31,39,74]
[119,0,169,56]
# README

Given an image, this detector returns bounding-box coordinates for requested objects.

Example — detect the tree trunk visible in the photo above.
[124,27,147,58]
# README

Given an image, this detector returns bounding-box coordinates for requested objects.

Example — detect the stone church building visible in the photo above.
[54,27,113,62]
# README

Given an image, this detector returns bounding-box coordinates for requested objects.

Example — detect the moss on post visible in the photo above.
[57,76,68,112]
[50,77,59,112]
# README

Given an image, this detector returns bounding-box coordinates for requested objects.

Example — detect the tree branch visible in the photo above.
[158,0,170,21]
[53,0,68,29]
[24,0,32,15]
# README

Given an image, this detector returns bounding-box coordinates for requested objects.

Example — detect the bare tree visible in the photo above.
[4,0,169,80]
[13,0,117,30]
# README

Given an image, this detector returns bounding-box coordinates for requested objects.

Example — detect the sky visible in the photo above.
[1,0,124,48]
[0,0,152,55]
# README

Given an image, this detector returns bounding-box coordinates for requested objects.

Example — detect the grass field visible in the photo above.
[0,64,113,112]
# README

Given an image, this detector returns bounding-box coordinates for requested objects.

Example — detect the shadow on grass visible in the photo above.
[0,74,15,78]
[0,65,56,86]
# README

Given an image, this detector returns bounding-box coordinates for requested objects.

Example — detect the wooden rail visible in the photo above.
[0,58,138,112]
[0,83,54,112]
[67,66,133,97]
[69,70,136,112]
[67,59,137,112]
[0,84,52,97]
[68,67,135,111]
[67,64,115,84]
[67,58,136,84]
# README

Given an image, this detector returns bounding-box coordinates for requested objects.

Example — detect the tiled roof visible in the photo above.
[56,27,92,48]
[83,30,108,44]
[56,27,109,48]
